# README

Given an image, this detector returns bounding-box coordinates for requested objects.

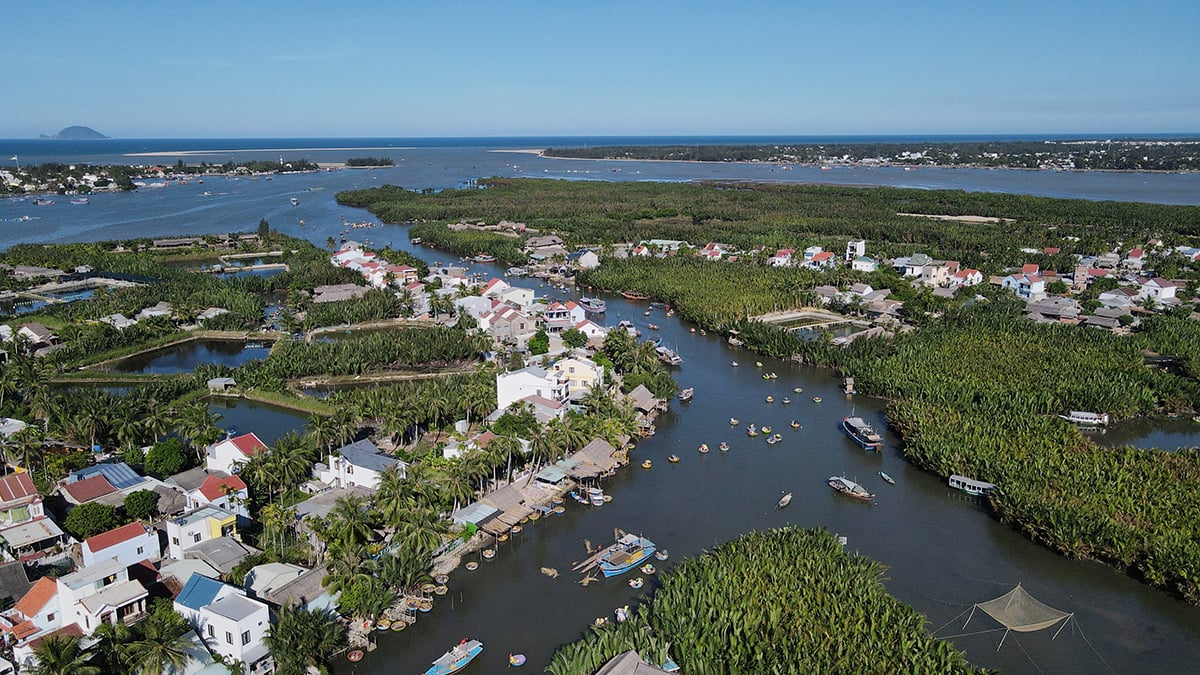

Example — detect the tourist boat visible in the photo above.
[411,237,423,244]
[641,459,653,469]
[1058,411,1111,427]
[69,197,89,205]
[621,291,650,301]
[640,563,656,575]
[614,606,629,623]
[697,443,709,453]
[423,639,484,675]
[841,416,884,450]
[290,197,299,206]
[765,435,780,445]
[348,649,364,663]
[729,417,739,426]
[588,487,605,506]
[33,197,54,206]
[657,346,684,365]
[668,454,680,463]
[949,474,996,497]
[504,266,526,277]
[579,296,607,313]
[678,387,694,401]
[746,424,759,437]
[777,492,792,509]
[879,471,896,485]
[828,475,874,502]
[718,442,730,451]
[509,653,527,667]
[761,426,772,435]
[647,323,659,331]
[598,534,657,577]
[629,577,644,589]
[470,253,496,263]
[790,420,801,429]
[617,320,641,337]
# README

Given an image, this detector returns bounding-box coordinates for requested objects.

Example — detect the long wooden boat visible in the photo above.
[841,416,884,450]
[828,475,874,502]
[598,533,657,578]
[879,471,895,485]
[424,639,483,675]
[777,492,792,509]
[621,291,650,301]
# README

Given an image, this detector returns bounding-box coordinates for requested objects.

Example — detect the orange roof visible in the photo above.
[85,522,151,553]
[229,433,267,457]
[9,619,38,639]
[14,577,57,617]
[198,475,247,502]
[1021,263,1040,274]
[0,473,39,504]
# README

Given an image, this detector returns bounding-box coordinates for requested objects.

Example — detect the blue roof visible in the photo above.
[71,462,143,489]
[336,439,402,473]
[175,574,227,611]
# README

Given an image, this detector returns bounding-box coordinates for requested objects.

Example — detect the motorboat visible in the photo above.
[424,639,484,675]
[841,416,884,450]
[598,534,657,577]
[678,387,694,401]
[579,296,607,313]
[729,417,740,426]
[828,475,874,502]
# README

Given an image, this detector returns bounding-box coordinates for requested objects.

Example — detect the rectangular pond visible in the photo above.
[112,339,272,374]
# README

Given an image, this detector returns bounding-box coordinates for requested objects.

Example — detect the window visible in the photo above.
[226,631,233,644]
[346,465,353,474]
[171,537,179,546]
[136,546,144,554]
[193,533,202,543]
[46,613,54,622]
[242,630,251,645]
[207,625,214,637]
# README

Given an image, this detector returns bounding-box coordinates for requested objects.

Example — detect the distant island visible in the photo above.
[346,156,395,167]
[40,125,109,140]
[544,139,1200,172]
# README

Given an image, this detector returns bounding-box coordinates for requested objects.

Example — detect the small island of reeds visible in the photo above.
[548,527,977,674]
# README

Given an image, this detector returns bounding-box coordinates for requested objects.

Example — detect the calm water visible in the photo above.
[1093,417,1200,451]
[112,339,271,374]
[2,141,1199,672]
[207,397,308,447]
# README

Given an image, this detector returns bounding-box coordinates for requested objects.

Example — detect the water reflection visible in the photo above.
[112,339,271,374]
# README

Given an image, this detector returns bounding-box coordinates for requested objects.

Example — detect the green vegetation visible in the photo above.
[548,527,974,674]
[346,156,395,167]
[124,490,161,521]
[64,502,122,539]
[544,139,1200,171]
[37,598,195,674]
[265,606,348,675]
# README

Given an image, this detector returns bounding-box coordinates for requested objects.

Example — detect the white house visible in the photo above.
[567,250,600,269]
[205,433,267,474]
[806,251,837,269]
[851,256,877,273]
[1002,274,1046,300]
[951,268,984,287]
[845,239,866,261]
[496,366,570,411]
[548,354,605,400]
[1138,277,1179,304]
[495,286,536,309]
[6,577,59,643]
[165,506,239,560]
[317,439,405,491]
[56,557,149,634]
[81,522,159,568]
[572,320,609,342]
[768,248,794,267]
[186,475,250,519]
[174,575,272,673]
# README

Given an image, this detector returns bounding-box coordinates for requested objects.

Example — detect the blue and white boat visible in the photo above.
[579,296,607,313]
[424,639,483,675]
[841,416,883,450]
[598,533,657,578]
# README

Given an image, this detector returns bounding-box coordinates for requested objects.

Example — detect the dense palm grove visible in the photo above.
[548,528,976,674]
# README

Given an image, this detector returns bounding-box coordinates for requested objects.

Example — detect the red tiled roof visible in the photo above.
[25,623,82,650]
[14,577,57,617]
[0,473,38,504]
[9,619,37,639]
[61,475,118,503]
[198,475,247,502]
[1021,263,1040,274]
[1129,248,1144,257]
[229,433,267,457]
[1043,247,1061,254]
[474,431,497,449]
[84,522,150,554]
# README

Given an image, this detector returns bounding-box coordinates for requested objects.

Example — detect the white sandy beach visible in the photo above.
[126,146,413,157]
[487,148,545,155]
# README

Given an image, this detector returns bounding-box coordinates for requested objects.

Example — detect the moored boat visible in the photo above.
[69,197,89,205]
[841,416,884,450]
[578,296,607,313]
[423,639,484,675]
[828,475,874,502]
[729,417,739,426]
[470,253,496,263]
[678,387,694,401]
[1058,411,1110,426]
[616,320,641,337]
[621,291,650,301]
[697,443,709,453]
[588,487,605,506]
[777,492,792,508]
[657,345,684,365]
[879,471,896,485]
[290,196,299,205]
[598,534,657,578]
[949,474,996,496]
[33,197,54,206]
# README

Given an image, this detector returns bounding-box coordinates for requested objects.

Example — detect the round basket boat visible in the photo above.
[668,454,680,463]
[602,495,613,503]
[655,550,669,561]
[403,597,421,610]
[347,649,364,663]
[642,459,653,469]
[553,505,566,514]
[641,563,656,575]
[392,621,406,631]
[482,549,496,560]
[552,496,564,505]
[497,533,509,542]
[434,574,449,584]
[376,619,392,630]
[465,561,479,571]
[418,600,433,612]
[511,525,523,535]
[529,511,541,521]
[434,585,448,595]
[509,653,527,667]
[420,582,437,594]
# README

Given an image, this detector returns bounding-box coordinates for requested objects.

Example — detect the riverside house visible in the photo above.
[317,439,405,490]
[205,433,268,474]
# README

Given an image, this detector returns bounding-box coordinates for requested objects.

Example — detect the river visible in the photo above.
[3,146,1200,673]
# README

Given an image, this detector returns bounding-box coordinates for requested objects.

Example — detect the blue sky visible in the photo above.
[2,1,1196,137]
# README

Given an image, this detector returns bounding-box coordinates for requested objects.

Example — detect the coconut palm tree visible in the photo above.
[32,634,100,675]
[123,609,194,675]
[91,621,134,673]
[265,606,347,675]
[326,494,376,550]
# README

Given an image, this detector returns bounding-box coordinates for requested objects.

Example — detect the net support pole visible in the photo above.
[1051,615,1074,641]
[997,628,1011,651]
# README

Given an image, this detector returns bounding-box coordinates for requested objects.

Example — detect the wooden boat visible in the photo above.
[598,534,657,577]
[678,387,694,402]
[812,396,823,403]
[746,424,759,437]
[621,291,650,301]
[730,417,739,426]
[470,253,496,263]
[348,649,364,663]
[648,323,659,331]
[376,618,392,630]
[761,426,772,435]
[841,416,884,450]
[782,397,791,404]
[642,459,653,469]
[423,639,484,675]
[879,471,896,485]
[655,550,669,561]
[762,373,772,380]
[718,442,730,451]
[828,475,874,502]
[640,563,656,575]
[465,561,479,571]
[765,435,780,445]
[949,474,996,496]
[777,492,793,509]
[578,296,607,313]
[698,443,709,453]
[765,395,774,403]
[644,310,651,316]
[668,454,680,463]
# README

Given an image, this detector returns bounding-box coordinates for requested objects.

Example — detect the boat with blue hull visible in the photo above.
[579,296,607,313]
[424,639,483,675]
[841,416,883,450]
[598,533,657,578]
